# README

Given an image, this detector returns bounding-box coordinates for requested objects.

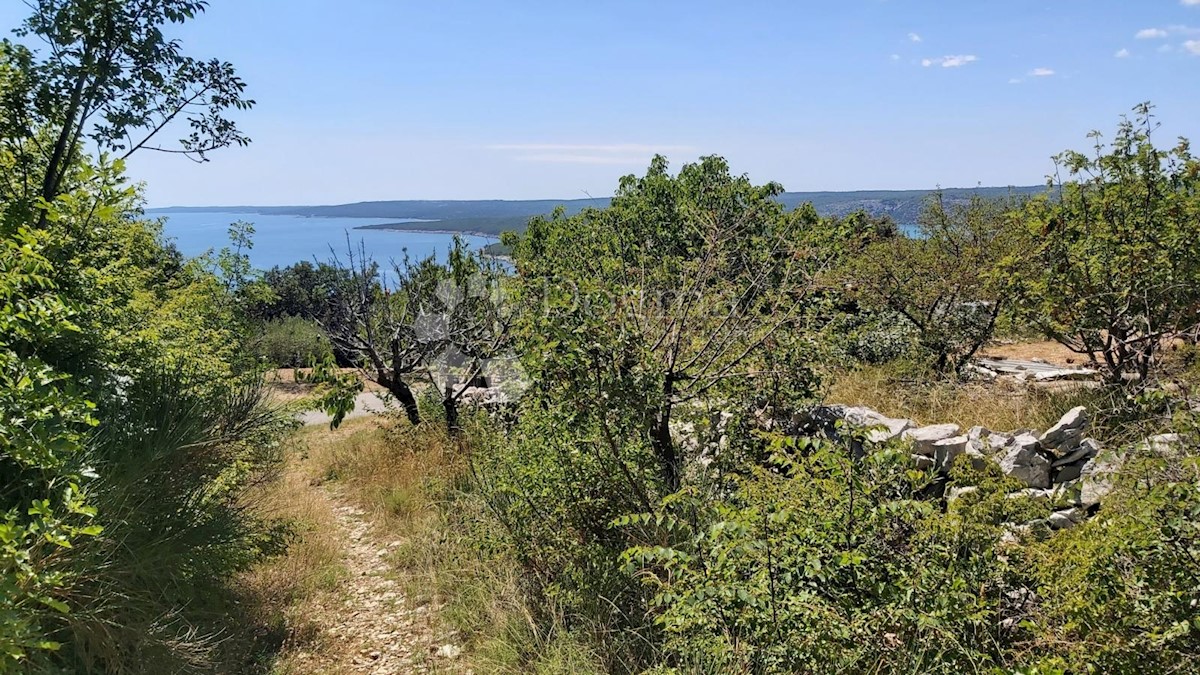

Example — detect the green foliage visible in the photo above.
[477,156,840,670]
[1010,103,1200,383]
[619,432,1012,674]
[844,192,1025,373]
[1015,432,1200,672]
[253,316,332,368]
[249,260,352,323]
[0,1,285,670]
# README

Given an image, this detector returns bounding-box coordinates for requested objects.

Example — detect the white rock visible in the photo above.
[964,446,990,471]
[865,416,915,444]
[1076,448,1126,506]
[948,486,979,502]
[1047,510,1082,530]
[933,435,969,470]
[1144,433,1182,457]
[967,425,993,442]
[998,434,1051,488]
[1007,488,1054,501]
[436,644,462,659]
[1039,406,1088,449]
[903,423,962,456]
[911,454,935,471]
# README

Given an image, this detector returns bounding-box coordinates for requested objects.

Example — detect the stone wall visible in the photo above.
[805,404,1180,532]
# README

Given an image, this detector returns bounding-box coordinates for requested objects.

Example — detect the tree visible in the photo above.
[318,238,513,429]
[845,192,1024,373]
[510,155,826,493]
[1,2,266,668]
[3,0,252,222]
[1011,103,1200,383]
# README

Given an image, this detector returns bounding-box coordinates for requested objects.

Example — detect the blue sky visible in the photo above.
[4,0,1200,206]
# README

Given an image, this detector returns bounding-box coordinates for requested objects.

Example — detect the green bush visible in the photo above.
[47,371,292,673]
[253,316,333,368]
[620,432,1024,674]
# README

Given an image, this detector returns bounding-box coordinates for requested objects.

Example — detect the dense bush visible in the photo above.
[1009,103,1200,384]
[253,316,333,368]
[0,2,286,671]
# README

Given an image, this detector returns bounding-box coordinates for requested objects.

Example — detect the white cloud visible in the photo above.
[921,54,977,68]
[1115,48,1131,58]
[1029,67,1055,76]
[1008,78,1023,84]
[1184,0,1200,6]
[889,53,901,61]
[1136,25,1200,40]
[908,32,922,42]
[1186,40,1200,54]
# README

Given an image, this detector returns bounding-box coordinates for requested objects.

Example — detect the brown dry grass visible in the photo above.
[979,340,1084,367]
[826,364,1096,432]
[235,425,354,671]
[241,416,579,673]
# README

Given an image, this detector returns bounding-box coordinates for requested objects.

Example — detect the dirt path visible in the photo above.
[282,487,463,674]
[298,392,391,427]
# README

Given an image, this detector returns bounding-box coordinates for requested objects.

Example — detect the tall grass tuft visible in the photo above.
[42,370,294,674]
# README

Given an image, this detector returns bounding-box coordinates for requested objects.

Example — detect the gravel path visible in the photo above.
[285,489,465,674]
[299,392,391,427]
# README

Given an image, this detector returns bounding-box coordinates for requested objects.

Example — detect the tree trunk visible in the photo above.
[383,379,421,425]
[650,412,679,493]
[443,384,461,435]
[652,378,680,492]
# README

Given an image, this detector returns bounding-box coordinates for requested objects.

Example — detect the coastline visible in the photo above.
[352,223,502,240]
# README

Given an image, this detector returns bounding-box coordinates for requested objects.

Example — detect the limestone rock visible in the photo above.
[998,434,1051,488]
[903,423,962,456]
[948,485,978,502]
[1047,507,1088,530]
[1007,487,1054,502]
[1039,406,1088,450]
[1077,447,1126,506]
[1051,438,1101,484]
[933,435,969,470]
[911,454,936,471]
[866,416,915,444]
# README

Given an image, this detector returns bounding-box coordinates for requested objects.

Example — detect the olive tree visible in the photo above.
[318,239,513,429]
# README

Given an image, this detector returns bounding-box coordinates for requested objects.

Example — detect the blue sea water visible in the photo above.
[151,210,495,271]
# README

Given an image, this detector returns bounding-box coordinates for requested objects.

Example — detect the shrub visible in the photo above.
[1009,103,1200,384]
[620,431,1023,674]
[46,371,292,673]
[253,316,333,368]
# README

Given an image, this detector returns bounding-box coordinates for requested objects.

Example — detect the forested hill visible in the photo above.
[153,185,1046,236]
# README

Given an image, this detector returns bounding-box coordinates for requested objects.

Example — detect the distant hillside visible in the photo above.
[152,186,1048,236]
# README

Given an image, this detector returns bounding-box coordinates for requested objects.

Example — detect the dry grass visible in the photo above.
[232,426,355,671]
[240,415,584,673]
[979,340,1083,367]
[826,364,1096,432]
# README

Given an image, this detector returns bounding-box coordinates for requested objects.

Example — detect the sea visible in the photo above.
[150,210,496,272]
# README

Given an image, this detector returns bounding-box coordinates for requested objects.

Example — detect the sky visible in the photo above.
[4,0,1200,206]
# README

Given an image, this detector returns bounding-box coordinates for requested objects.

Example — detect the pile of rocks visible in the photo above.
[805,404,1178,531]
